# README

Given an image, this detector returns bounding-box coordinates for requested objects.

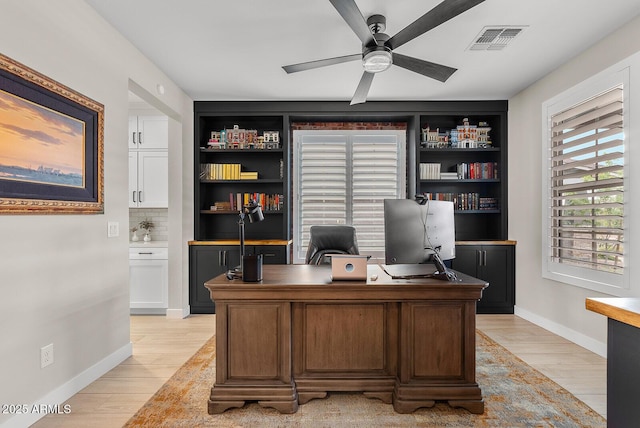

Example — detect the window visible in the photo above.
[542,71,629,292]
[293,130,406,263]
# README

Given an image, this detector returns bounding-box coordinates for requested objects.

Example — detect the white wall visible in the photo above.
[0,1,192,426]
[509,14,640,354]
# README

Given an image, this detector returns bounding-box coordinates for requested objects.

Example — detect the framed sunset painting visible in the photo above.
[0,53,103,214]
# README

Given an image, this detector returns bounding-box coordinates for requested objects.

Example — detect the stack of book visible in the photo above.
[419,163,441,180]
[419,193,499,211]
[456,162,498,179]
[200,163,259,180]
[227,192,284,212]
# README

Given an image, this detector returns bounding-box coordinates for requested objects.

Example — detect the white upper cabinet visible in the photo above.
[128,115,168,149]
[129,151,168,208]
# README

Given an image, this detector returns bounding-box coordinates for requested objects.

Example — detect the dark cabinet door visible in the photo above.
[189,245,240,314]
[453,244,515,314]
[189,244,290,314]
[250,245,287,264]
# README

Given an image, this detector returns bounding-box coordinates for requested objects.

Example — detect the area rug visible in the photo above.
[124,331,606,427]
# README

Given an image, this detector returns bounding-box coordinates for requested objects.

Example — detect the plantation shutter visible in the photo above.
[548,86,624,274]
[352,136,405,257]
[294,130,406,263]
[296,135,348,261]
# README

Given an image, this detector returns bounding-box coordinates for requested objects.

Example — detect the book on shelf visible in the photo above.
[216,192,284,212]
[440,172,459,180]
[200,163,259,180]
[456,162,498,179]
[419,192,499,211]
[239,171,258,180]
[419,163,441,180]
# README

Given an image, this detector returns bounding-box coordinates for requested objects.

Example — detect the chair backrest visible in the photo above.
[305,225,360,265]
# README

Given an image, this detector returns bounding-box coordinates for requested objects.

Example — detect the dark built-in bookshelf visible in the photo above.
[190,101,513,314]
[417,112,507,241]
[194,114,289,241]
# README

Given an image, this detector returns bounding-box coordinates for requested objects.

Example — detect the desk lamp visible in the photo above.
[226,199,264,280]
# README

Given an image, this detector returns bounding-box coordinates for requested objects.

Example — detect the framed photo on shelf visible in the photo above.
[0,53,104,214]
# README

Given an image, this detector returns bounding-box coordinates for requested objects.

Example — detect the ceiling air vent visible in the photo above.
[468,26,526,51]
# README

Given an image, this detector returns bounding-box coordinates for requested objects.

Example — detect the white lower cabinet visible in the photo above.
[129,245,168,314]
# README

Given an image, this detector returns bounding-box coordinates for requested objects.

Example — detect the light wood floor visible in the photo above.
[31,314,606,427]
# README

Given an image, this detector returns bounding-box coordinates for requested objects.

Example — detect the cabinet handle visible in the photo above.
[138,191,142,202]
[219,250,227,266]
[482,250,487,266]
[132,132,137,144]
[138,132,142,144]
[137,252,153,255]
[132,191,136,203]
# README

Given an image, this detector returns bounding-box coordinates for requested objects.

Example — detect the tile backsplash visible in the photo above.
[129,208,168,242]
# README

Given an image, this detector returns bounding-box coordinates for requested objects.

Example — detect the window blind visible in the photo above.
[294,131,405,263]
[548,86,624,274]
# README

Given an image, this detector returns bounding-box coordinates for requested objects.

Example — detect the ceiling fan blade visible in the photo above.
[329,0,376,46]
[350,71,374,105]
[282,53,361,74]
[393,53,457,82]
[387,0,485,50]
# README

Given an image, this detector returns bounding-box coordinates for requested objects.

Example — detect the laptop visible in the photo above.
[330,255,370,281]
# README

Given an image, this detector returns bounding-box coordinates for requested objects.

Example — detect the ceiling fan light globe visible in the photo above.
[362,50,392,73]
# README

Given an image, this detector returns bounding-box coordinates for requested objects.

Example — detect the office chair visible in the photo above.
[305,225,360,265]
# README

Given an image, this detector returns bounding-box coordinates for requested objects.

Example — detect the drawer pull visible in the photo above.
[138,252,154,255]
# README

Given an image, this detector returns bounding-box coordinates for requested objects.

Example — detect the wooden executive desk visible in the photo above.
[205,264,488,415]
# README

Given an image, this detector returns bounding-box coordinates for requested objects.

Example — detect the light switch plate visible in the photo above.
[108,221,119,238]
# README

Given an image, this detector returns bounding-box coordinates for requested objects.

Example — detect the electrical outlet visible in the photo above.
[107,221,119,238]
[41,343,54,368]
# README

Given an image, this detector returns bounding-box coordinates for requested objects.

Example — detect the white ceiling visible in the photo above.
[85,0,640,103]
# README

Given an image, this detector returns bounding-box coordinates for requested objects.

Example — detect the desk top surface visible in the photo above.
[205,264,487,301]
[586,297,640,329]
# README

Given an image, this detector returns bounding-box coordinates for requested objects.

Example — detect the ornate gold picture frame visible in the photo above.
[0,53,104,214]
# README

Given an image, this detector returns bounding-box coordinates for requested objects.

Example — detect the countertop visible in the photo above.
[586,297,640,329]
[129,240,168,248]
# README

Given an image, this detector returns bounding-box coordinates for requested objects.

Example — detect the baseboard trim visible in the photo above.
[514,306,607,358]
[1,342,133,428]
[166,306,190,319]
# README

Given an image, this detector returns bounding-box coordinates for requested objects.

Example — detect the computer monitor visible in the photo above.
[383,198,456,265]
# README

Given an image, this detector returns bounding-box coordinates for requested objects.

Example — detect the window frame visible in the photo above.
[541,67,630,294]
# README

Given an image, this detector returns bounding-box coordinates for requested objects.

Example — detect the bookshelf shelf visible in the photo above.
[419,179,500,183]
[454,210,501,214]
[201,148,284,153]
[199,210,284,215]
[420,147,500,152]
[200,179,284,184]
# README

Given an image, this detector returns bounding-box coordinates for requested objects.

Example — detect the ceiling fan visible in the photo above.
[282,0,485,105]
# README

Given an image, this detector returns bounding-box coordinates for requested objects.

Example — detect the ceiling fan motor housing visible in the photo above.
[362,16,392,73]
